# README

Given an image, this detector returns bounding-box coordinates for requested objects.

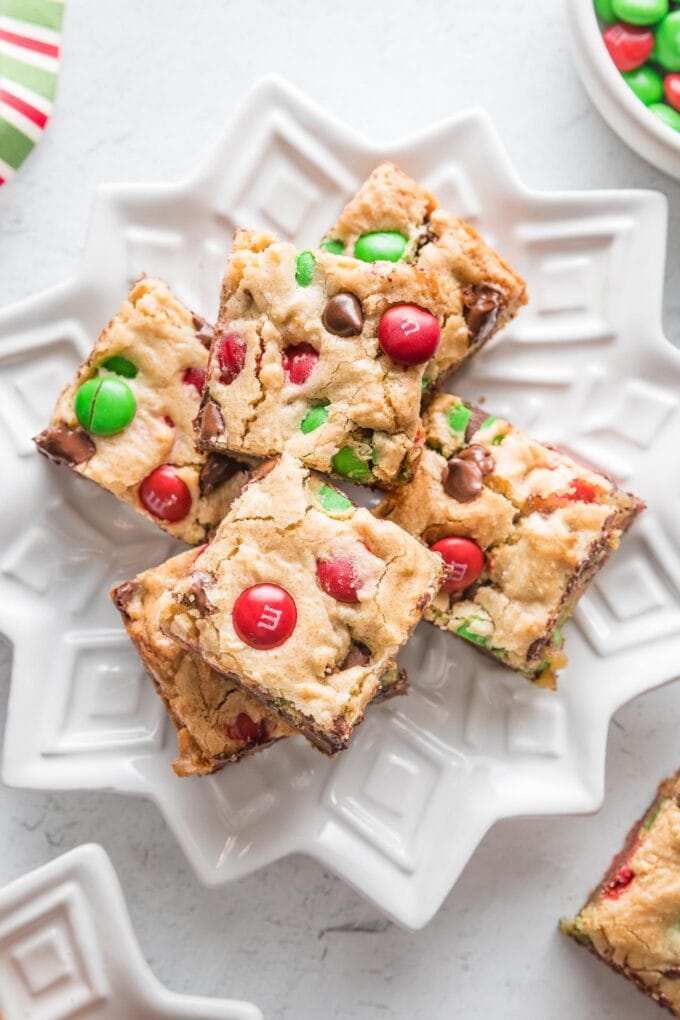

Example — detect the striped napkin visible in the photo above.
[0,0,65,186]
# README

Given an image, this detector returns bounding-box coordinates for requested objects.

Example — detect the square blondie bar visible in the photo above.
[561,770,680,1017]
[322,162,527,390]
[158,454,443,754]
[34,278,245,544]
[196,229,458,488]
[112,546,407,776]
[375,393,643,687]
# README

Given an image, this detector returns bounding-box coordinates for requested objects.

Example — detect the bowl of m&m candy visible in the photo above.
[568,0,680,178]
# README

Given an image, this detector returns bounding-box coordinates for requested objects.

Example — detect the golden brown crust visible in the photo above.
[159,454,442,754]
[561,771,680,1017]
[34,278,247,543]
[375,393,644,686]
[324,163,528,387]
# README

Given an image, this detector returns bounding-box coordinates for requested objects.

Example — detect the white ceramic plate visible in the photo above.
[0,844,261,1019]
[1,76,678,931]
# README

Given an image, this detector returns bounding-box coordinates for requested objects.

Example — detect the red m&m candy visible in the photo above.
[377,305,441,365]
[232,583,297,649]
[317,557,360,603]
[225,712,269,743]
[282,343,319,385]
[139,465,192,522]
[430,537,485,593]
[182,366,206,394]
[664,73,680,111]
[215,331,246,385]
[603,23,654,71]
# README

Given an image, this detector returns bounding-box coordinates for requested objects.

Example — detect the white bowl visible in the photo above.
[567,0,680,180]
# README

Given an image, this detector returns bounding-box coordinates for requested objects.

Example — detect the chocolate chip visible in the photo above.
[340,641,371,669]
[112,580,138,619]
[249,458,278,483]
[526,637,546,662]
[661,969,680,980]
[443,457,484,502]
[33,423,96,466]
[322,293,364,337]
[459,444,495,476]
[192,313,215,349]
[461,405,488,443]
[199,454,241,497]
[462,284,503,345]
[187,571,216,615]
[196,399,224,441]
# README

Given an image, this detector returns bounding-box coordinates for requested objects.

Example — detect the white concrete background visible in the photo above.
[1,2,680,1017]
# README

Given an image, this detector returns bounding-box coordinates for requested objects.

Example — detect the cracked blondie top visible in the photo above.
[561,771,680,1017]
[112,547,407,775]
[375,393,643,687]
[112,548,293,776]
[34,278,245,544]
[196,229,459,488]
[322,162,527,391]
[158,453,442,754]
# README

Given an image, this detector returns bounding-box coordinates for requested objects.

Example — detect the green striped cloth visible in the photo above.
[0,0,65,185]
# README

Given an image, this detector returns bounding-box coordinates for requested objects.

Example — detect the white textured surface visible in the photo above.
[0,844,260,1019]
[0,0,679,1016]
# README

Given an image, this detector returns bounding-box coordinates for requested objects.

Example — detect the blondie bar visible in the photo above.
[561,770,680,1017]
[195,229,457,488]
[112,547,407,775]
[158,454,443,754]
[322,162,527,390]
[34,278,245,544]
[375,393,643,687]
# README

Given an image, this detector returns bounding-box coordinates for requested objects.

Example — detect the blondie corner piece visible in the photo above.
[34,278,246,544]
[112,547,407,777]
[195,229,461,488]
[158,453,442,755]
[375,393,644,688]
[561,771,680,1017]
[322,162,528,391]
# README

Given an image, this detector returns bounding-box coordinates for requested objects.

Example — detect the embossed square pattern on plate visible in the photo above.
[0,76,678,930]
[0,845,261,1019]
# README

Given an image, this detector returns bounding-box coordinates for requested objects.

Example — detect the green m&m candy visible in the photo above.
[295,250,316,286]
[653,11,680,70]
[649,100,680,127]
[332,446,374,483]
[354,230,408,263]
[623,64,664,103]
[300,403,329,434]
[595,0,617,20]
[317,483,352,514]
[320,238,345,254]
[102,354,138,378]
[75,377,136,436]
[612,0,668,25]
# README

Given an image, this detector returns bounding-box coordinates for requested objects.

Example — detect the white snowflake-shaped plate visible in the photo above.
[1,76,678,931]
[0,843,261,1019]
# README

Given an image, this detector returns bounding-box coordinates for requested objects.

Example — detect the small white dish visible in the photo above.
[0,844,261,1019]
[567,0,680,180]
[0,76,678,930]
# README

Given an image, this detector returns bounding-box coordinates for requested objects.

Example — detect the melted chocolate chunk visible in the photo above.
[199,454,241,497]
[463,406,489,443]
[661,969,680,981]
[34,423,96,466]
[248,458,278,484]
[526,636,547,662]
[191,313,215,349]
[340,641,371,669]
[322,293,364,337]
[197,399,225,441]
[462,284,503,345]
[443,457,484,502]
[459,444,495,476]
[187,571,216,615]
[112,580,139,619]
